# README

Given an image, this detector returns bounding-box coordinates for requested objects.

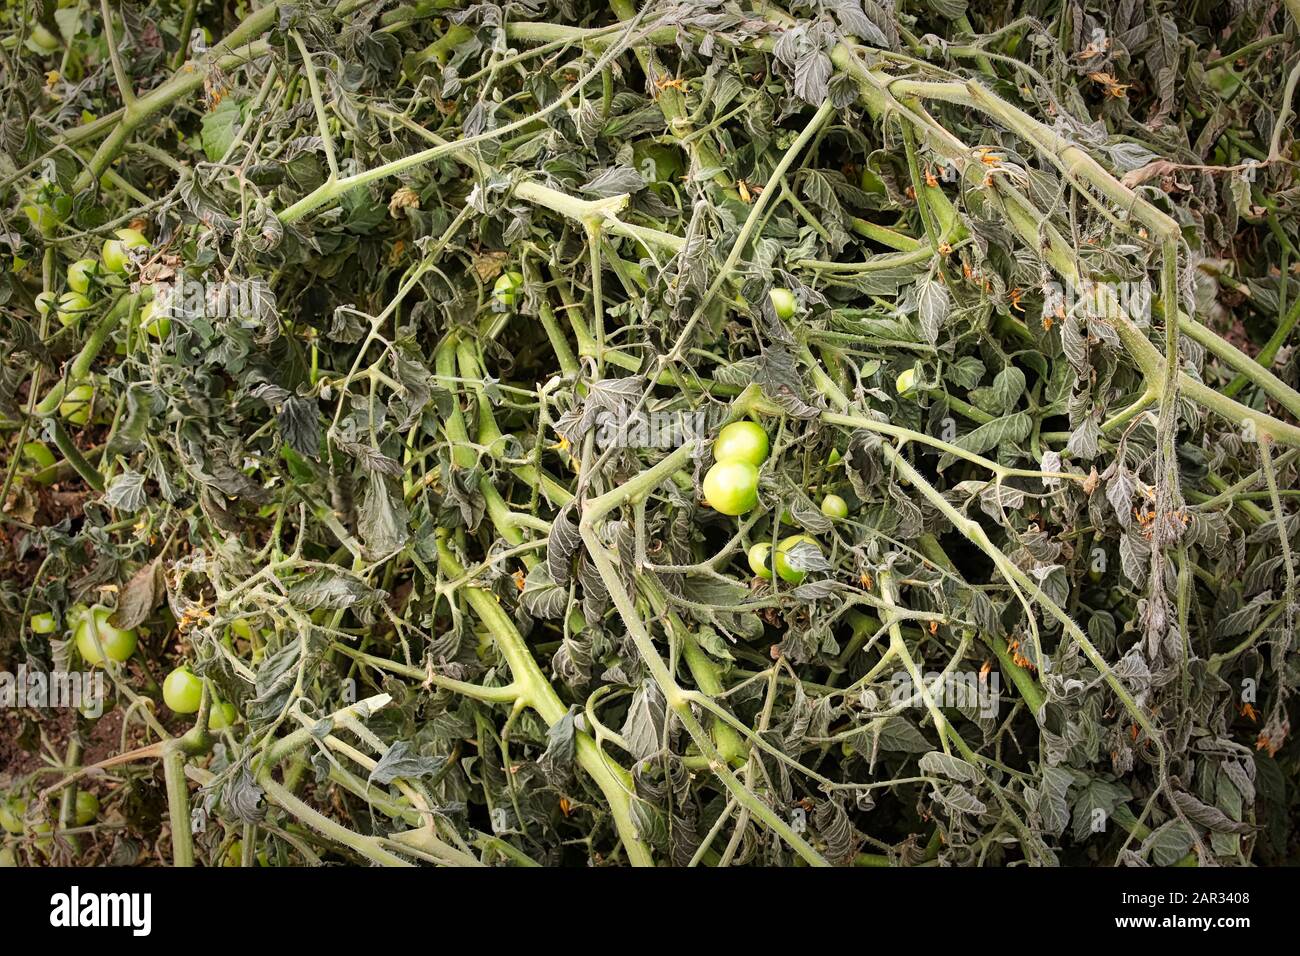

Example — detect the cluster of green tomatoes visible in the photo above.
[27,606,238,729]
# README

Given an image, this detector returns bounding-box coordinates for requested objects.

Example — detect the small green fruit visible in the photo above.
[101,228,150,274]
[493,270,524,307]
[59,383,94,425]
[769,287,797,320]
[56,291,93,327]
[163,666,203,714]
[66,258,100,294]
[821,494,849,519]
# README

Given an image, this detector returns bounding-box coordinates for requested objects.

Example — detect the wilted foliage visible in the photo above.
[0,0,1298,867]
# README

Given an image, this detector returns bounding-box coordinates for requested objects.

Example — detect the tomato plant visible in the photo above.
[2,0,1297,875]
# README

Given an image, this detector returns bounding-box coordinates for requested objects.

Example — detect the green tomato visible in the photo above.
[163,666,203,714]
[74,607,138,665]
[22,441,56,471]
[139,299,171,339]
[821,494,849,519]
[29,612,57,635]
[101,228,150,274]
[26,24,61,54]
[59,383,94,425]
[0,798,26,835]
[895,367,918,396]
[22,195,71,237]
[0,847,15,867]
[774,534,820,584]
[769,287,797,321]
[209,701,238,730]
[713,421,770,468]
[66,258,100,294]
[74,791,99,826]
[859,164,885,195]
[56,291,93,327]
[747,542,773,580]
[703,460,759,516]
[493,270,524,307]
[35,291,56,317]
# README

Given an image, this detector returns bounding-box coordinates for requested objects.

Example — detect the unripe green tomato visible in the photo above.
[774,534,820,584]
[703,460,760,516]
[59,383,94,425]
[713,420,770,467]
[0,847,15,867]
[67,603,91,628]
[821,494,849,519]
[23,197,69,237]
[22,441,56,471]
[66,258,100,294]
[74,607,138,665]
[493,270,524,307]
[895,367,918,396]
[74,791,98,826]
[101,228,149,274]
[56,291,93,327]
[162,666,203,714]
[33,820,52,856]
[26,24,61,54]
[859,165,885,195]
[139,299,171,339]
[35,291,56,317]
[747,542,773,580]
[0,798,26,834]
[769,287,797,321]
[29,612,56,635]
[209,701,238,730]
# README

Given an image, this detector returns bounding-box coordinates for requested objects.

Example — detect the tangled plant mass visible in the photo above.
[1,0,1299,868]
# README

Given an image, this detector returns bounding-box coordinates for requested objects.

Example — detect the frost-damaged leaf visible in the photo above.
[104,470,148,512]
[936,413,1031,469]
[111,559,162,631]
[620,679,666,761]
[369,741,445,786]
[520,564,568,619]
[919,750,978,783]
[538,708,577,787]
[915,274,950,344]
[287,569,384,612]
[581,165,645,198]
[358,475,410,557]
[875,717,932,752]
